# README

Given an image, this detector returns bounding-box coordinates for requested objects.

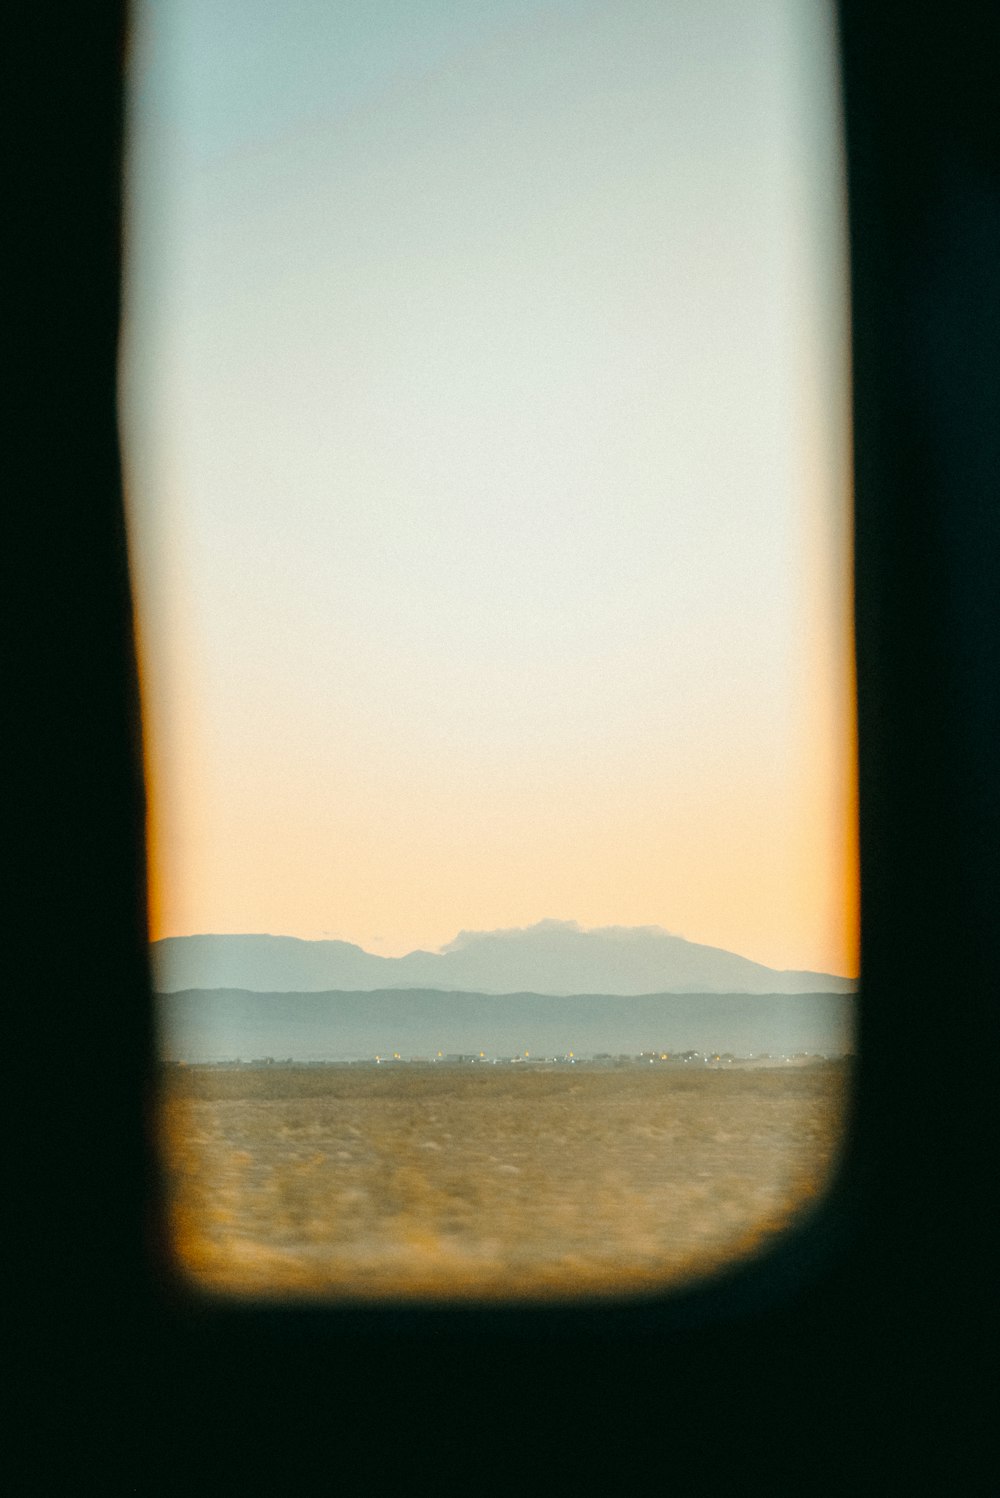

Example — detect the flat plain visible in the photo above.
[159,1061,850,1302]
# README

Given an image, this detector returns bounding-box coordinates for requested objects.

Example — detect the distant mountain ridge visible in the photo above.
[159,988,855,1062]
[152,920,854,997]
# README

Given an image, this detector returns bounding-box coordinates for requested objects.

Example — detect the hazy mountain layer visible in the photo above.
[153,921,854,997]
[158,988,855,1063]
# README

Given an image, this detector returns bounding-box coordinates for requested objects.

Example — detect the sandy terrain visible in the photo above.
[158,1062,850,1302]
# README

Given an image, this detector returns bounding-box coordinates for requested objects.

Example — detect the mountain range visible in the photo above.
[159,988,855,1063]
[152,920,854,997]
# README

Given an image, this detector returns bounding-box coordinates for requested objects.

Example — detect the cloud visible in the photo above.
[440,919,580,952]
[438,918,686,952]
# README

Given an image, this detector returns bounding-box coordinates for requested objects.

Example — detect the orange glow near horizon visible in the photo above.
[139,580,859,977]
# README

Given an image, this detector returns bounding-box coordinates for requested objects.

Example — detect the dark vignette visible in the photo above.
[8,2,996,1487]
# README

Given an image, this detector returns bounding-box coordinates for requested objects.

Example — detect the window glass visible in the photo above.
[122,0,856,1301]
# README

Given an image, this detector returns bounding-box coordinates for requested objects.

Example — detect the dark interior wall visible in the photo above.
[841,0,1000,1340]
[9,2,996,1486]
[9,0,159,1340]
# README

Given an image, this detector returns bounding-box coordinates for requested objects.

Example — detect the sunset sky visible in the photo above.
[121,0,856,977]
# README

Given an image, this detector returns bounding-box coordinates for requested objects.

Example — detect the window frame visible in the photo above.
[12,1,996,1482]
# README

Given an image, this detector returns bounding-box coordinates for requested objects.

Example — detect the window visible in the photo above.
[121,0,857,1302]
[15,2,994,1480]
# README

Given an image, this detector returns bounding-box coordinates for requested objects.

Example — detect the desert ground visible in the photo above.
[158,1061,850,1302]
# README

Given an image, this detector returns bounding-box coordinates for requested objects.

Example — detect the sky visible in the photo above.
[121,0,857,977]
